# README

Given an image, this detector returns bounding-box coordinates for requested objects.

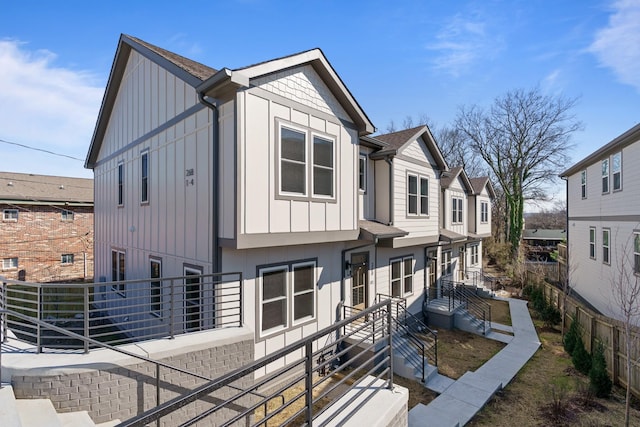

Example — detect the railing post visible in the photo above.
[169,279,175,339]
[1,281,7,343]
[156,364,161,427]
[238,273,243,327]
[37,286,42,353]
[84,286,89,354]
[387,300,393,389]
[305,341,313,424]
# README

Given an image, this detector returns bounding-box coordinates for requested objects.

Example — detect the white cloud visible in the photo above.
[0,39,103,177]
[589,0,640,92]
[426,13,504,77]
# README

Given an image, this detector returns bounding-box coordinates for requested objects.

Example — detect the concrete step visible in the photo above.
[15,399,62,427]
[0,385,22,427]
[58,411,95,427]
[95,420,121,427]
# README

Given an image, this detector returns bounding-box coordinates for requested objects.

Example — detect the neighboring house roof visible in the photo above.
[522,229,566,241]
[359,220,409,241]
[440,166,473,195]
[469,176,496,199]
[0,172,93,205]
[560,122,640,177]
[369,125,448,170]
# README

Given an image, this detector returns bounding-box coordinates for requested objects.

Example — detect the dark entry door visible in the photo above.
[351,253,369,310]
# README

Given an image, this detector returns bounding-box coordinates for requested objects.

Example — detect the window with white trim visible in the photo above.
[111,249,126,294]
[612,152,622,191]
[602,158,609,194]
[150,258,162,317]
[407,174,429,216]
[470,245,479,265]
[602,229,610,265]
[581,170,587,199]
[390,256,413,297]
[480,202,489,223]
[589,227,596,259]
[141,151,149,203]
[280,126,306,195]
[259,260,317,335]
[117,162,124,206]
[3,209,18,221]
[313,135,334,197]
[634,232,640,275]
[359,154,367,192]
[2,257,18,270]
[61,210,74,221]
[61,254,74,265]
[452,197,463,224]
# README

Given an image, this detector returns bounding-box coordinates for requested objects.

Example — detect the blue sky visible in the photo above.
[1,0,639,208]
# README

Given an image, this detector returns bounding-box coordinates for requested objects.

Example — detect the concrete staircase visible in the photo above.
[0,385,119,427]
[391,334,439,384]
[454,309,490,336]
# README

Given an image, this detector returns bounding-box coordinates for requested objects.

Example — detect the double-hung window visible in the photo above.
[150,258,162,317]
[359,154,367,192]
[141,151,149,203]
[390,256,414,297]
[581,170,587,199]
[589,227,596,259]
[602,158,609,194]
[602,229,610,265]
[111,249,126,294]
[2,257,18,269]
[452,197,463,224]
[117,163,124,206]
[407,174,428,216]
[634,232,640,275]
[61,254,74,265]
[279,123,335,200]
[259,260,317,336]
[480,202,489,223]
[3,209,18,221]
[612,152,622,191]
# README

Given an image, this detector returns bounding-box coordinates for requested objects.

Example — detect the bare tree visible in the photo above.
[455,87,581,260]
[610,234,640,427]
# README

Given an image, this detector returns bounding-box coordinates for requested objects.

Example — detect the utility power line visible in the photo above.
[0,138,84,161]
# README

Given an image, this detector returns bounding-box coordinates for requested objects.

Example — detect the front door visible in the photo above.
[351,253,369,311]
[458,247,465,281]
[184,267,202,332]
[428,250,437,299]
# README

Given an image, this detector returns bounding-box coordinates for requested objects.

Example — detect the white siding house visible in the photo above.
[561,123,640,321]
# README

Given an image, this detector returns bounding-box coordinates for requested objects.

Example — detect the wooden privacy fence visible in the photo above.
[528,271,640,399]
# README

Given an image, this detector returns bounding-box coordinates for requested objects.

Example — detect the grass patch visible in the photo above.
[434,329,505,380]
[487,299,511,326]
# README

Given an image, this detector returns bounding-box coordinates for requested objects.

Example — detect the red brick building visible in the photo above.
[0,172,93,283]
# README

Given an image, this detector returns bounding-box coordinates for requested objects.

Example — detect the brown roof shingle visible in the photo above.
[0,172,93,203]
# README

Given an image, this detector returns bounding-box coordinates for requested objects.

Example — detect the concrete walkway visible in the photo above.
[408,298,541,427]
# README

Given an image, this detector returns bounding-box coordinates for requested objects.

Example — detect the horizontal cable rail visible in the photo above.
[1,272,242,351]
[117,299,394,427]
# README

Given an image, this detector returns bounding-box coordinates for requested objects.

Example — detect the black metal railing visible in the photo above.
[0,272,242,352]
[441,279,492,335]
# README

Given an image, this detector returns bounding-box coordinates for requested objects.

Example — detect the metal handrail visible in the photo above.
[390,316,425,382]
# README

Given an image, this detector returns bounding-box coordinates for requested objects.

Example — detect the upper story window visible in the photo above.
[452,197,463,224]
[2,257,18,270]
[141,151,149,203]
[3,209,18,221]
[602,158,609,194]
[581,170,587,199]
[390,256,414,297]
[589,227,596,259]
[602,229,610,265]
[359,154,367,192]
[612,151,622,191]
[634,232,640,275]
[480,202,489,223]
[407,173,428,216]
[61,210,74,221]
[278,123,335,200]
[61,254,74,265]
[117,162,124,206]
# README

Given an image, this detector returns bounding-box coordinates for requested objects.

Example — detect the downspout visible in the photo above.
[385,157,394,225]
[197,93,221,274]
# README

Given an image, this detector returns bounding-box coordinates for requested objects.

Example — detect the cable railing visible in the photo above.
[1,273,242,352]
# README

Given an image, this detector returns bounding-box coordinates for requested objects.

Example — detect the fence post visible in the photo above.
[36,286,42,353]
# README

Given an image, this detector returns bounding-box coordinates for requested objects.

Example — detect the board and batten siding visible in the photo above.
[231,77,359,238]
[359,147,375,220]
[475,192,492,236]
[93,50,213,281]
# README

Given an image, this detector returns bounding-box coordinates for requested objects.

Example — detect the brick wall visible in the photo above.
[0,204,93,282]
[11,337,255,426]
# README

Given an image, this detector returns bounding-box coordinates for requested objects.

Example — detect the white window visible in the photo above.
[407,174,428,216]
[634,232,640,275]
[61,254,74,264]
[602,158,609,194]
[259,260,317,335]
[2,257,18,269]
[141,151,149,203]
[313,135,334,197]
[3,209,18,221]
[480,202,489,223]
[359,154,367,192]
[602,229,610,265]
[150,258,162,316]
[612,152,622,191]
[390,256,413,297]
[280,125,307,196]
[111,249,126,294]
[581,170,587,199]
[452,197,463,224]
[589,227,596,260]
[470,245,479,265]
[117,162,124,206]
[441,251,452,277]
[61,210,74,221]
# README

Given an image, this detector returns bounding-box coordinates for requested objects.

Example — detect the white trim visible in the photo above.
[2,209,18,222]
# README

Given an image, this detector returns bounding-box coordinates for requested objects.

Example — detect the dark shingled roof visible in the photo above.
[440,166,464,189]
[373,126,426,150]
[126,35,217,81]
[0,172,93,203]
[469,177,489,195]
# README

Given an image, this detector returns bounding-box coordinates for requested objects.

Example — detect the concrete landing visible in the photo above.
[411,298,540,426]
